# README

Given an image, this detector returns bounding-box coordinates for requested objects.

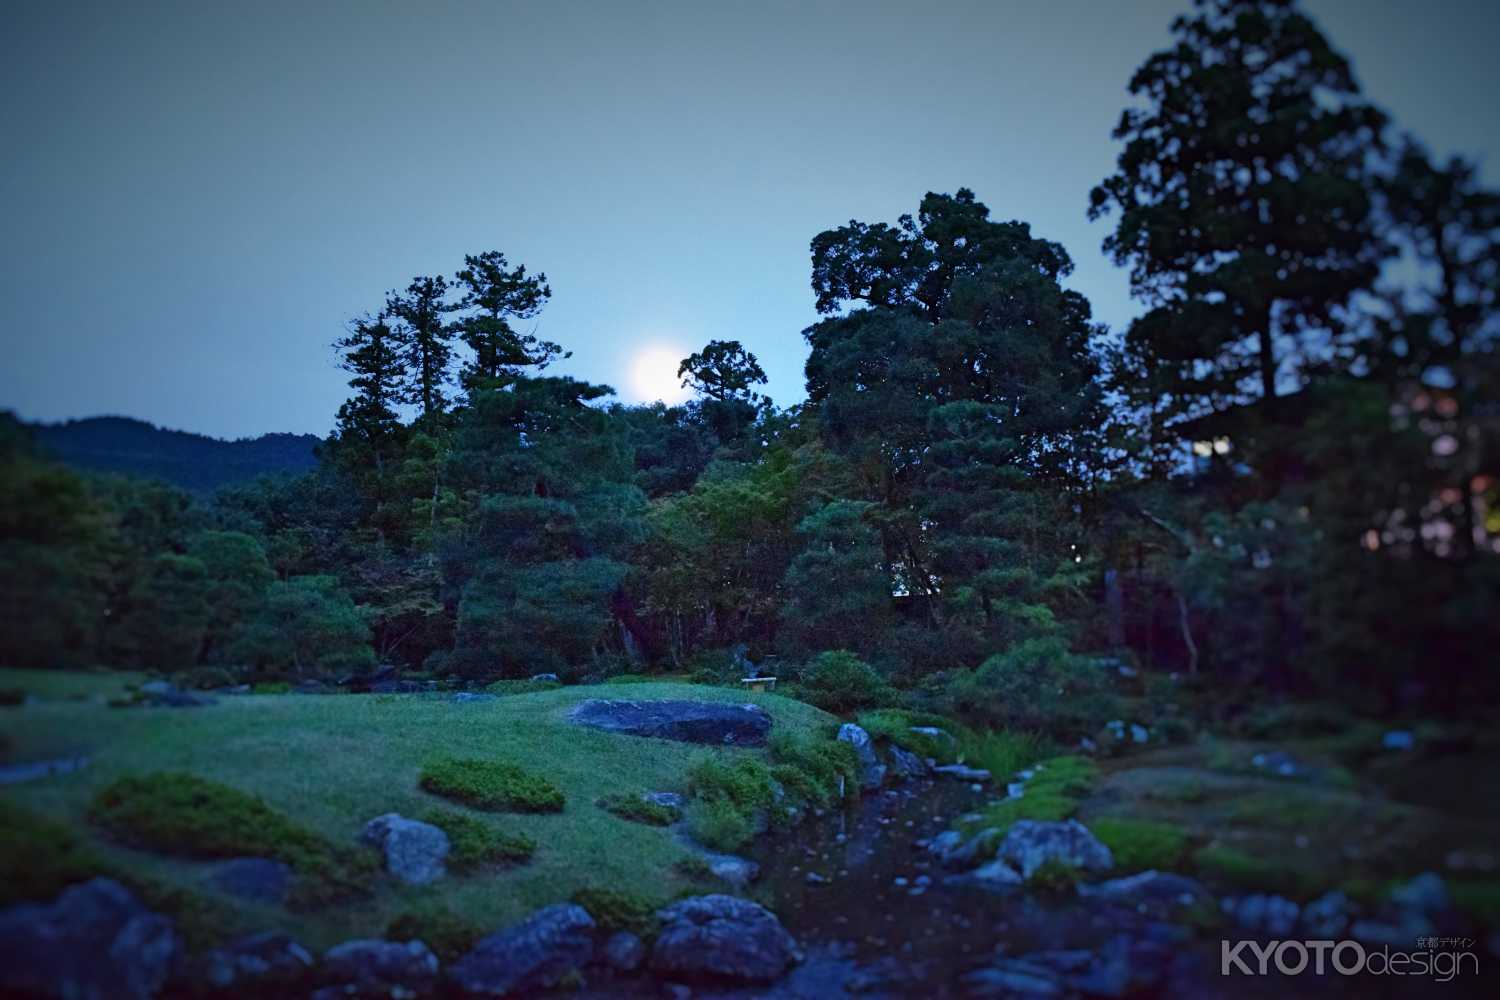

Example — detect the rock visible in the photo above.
[1130,723,1149,744]
[449,904,595,995]
[1250,750,1305,778]
[1079,870,1210,919]
[452,692,499,704]
[200,931,314,993]
[138,681,215,707]
[961,934,1174,999]
[361,813,450,885]
[709,855,761,887]
[209,857,292,903]
[994,820,1113,880]
[644,791,685,809]
[909,725,955,745]
[932,763,990,781]
[837,723,886,789]
[1389,871,1449,915]
[1230,894,1301,936]
[602,931,645,972]
[938,827,1004,870]
[1300,891,1353,938]
[0,878,179,1000]
[886,744,927,780]
[1382,729,1415,751]
[0,754,91,786]
[569,699,771,746]
[1007,782,1027,798]
[926,830,965,860]
[970,858,1024,885]
[804,871,830,886]
[650,894,802,983]
[531,673,560,683]
[318,938,439,997]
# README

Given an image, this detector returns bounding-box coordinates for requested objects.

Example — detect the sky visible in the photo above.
[2,0,1498,440]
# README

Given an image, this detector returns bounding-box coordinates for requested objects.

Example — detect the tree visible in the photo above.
[678,340,768,403]
[229,575,374,678]
[779,500,891,658]
[1089,0,1387,413]
[385,275,456,423]
[331,315,408,474]
[187,530,274,663]
[804,189,1105,664]
[451,251,559,391]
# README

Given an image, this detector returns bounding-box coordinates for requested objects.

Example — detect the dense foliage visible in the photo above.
[2,0,1495,721]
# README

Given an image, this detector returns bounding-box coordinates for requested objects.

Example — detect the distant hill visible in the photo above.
[31,416,323,493]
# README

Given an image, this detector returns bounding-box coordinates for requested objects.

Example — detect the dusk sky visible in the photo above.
[4,0,1498,440]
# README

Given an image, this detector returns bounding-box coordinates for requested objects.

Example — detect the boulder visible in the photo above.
[1079,870,1210,919]
[886,745,927,780]
[994,820,1113,880]
[361,814,450,885]
[930,827,1003,870]
[531,673,561,683]
[837,723,886,789]
[317,938,439,997]
[0,878,179,1000]
[209,857,292,903]
[569,699,771,746]
[601,931,645,972]
[650,894,802,983]
[932,763,990,781]
[1300,890,1353,938]
[448,903,595,996]
[200,931,314,993]
[643,791,685,810]
[1228,894,1301,936]
[708,855,761,887]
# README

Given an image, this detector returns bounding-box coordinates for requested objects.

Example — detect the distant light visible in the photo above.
[1212,436,1232,455]
[1433,435,1459,457]
[1192,440,1213,457]
[628,345,693,404]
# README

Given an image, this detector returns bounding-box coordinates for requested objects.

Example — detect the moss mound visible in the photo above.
[419,757,566,813]
[418,808,535,870]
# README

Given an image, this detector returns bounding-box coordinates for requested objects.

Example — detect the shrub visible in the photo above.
[685,797,754,852]
[687,754,775,813]
[1090,818,1189,871]
[857,709,968,763]
[959,730,1052,781]
[252,680,292,694]
[570,886,663,938]
[419,758,565,813]
[768,732,860,799]
[0,801,108,907]
[88,772,374,906]
[418,808,534,869]
[798,651,895,714]
[942,637,1117,734]
[388,906,484,962]
[598,793,680,826]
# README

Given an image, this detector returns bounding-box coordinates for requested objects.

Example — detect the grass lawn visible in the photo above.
[0,669,836,950]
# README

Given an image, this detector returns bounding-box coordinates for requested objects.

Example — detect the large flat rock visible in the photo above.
[568,699,772,746]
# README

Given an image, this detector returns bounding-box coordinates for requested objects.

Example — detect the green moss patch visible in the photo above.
[962,755,1098,835]
[1090,817,1189,871]
[0,800,108,907]
[857,709,966,763]
[598,793,679,826]
[387,906,485,962]
[88,772,375,907]
[419,757,565,813]
[418,808,534,870]
[1192,843,1322,899]
[570,886,664,938]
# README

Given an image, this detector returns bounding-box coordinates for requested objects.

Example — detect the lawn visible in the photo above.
[0,669,836,949]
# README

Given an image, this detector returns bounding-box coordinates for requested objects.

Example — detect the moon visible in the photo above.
[627,344,693,404]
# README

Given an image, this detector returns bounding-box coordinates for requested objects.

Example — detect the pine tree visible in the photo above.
[451,251,560,392]
[331,315,408,474]
[1089,0,1387,413]
[385,275,456,424]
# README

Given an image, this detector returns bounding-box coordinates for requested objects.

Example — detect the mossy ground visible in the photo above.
[0,670,834,950]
